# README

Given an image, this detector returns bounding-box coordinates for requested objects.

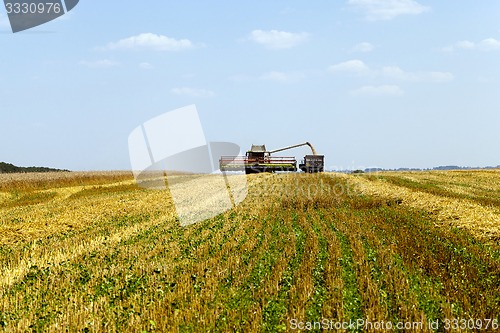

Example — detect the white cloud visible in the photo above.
[456,40,475,50]
[444,38,500,52]
[79,59,119,69]
[381,66,418,81]
[260,71,303,83]
[107,33,195,51]
[427,71,454,83]
[329,60,453,83]
[348,0,429,21]
[479,38,500,50]
[249,29,309,49]
[381,66,454,82]
[139,62,154,70]
[352,42,375,53]
[170,87,215,98]
[328,59,371,75]
[350,85,404,96]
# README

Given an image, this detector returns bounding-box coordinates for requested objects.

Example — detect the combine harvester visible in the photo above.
[219,142,324,174]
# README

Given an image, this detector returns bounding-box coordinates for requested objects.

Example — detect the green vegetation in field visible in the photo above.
[0,171,499,332]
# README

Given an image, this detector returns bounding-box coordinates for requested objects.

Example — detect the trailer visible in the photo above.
[299,155,324,173]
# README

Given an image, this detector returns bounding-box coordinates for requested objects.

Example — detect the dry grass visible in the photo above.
[0,171,499,332]
[0,171,134,193]
[344,170,500,241]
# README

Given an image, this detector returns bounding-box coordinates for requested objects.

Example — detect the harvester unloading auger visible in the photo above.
[219,142,324,174]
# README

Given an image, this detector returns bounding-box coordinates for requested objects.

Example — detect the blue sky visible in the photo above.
[1,1,500,171]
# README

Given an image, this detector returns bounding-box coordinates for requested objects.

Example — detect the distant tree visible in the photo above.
[0,162,69,174]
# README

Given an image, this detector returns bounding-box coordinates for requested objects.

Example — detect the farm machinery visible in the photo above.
[219,142,324,174]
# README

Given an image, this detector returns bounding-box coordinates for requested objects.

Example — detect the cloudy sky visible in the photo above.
[1,1,499,170]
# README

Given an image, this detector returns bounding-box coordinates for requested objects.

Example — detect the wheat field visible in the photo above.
[0,170,499,332]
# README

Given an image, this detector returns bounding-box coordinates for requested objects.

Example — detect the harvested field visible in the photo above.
[0,171,134,192]
[0,170,499,332]
[345,170,500,241]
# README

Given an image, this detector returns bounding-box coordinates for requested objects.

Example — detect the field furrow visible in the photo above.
[0,170,499,332]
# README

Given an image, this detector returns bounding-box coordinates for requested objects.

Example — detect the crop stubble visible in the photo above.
[0,170,499,332]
